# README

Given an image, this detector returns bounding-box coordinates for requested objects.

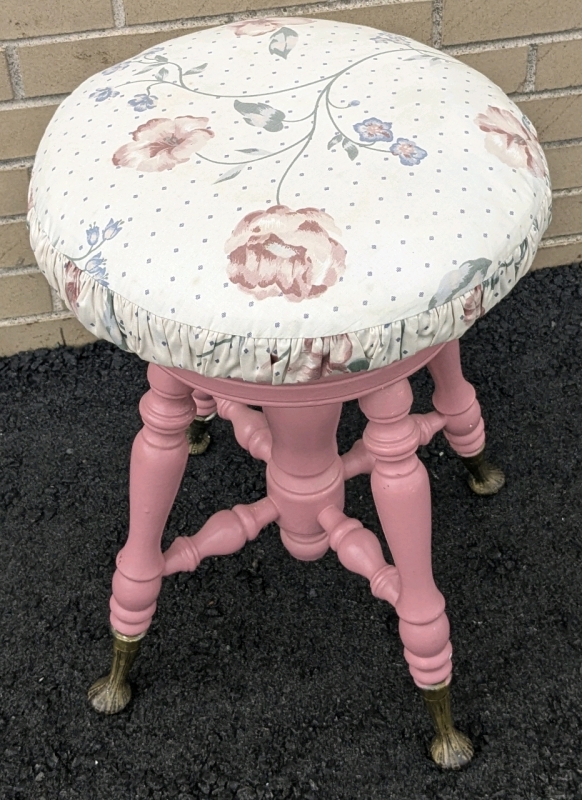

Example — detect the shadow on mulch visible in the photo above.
[1,264,582,800]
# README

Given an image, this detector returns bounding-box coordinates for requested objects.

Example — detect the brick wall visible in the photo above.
[1,0,581,355]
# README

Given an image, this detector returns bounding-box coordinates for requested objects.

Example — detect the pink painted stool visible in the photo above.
[29,17,551,768]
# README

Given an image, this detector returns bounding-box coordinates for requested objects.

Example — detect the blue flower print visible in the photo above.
[103,218,123,240]
[102,62,131,76]
[85,253,109,284]
[128,93,157,112]
[389,138,428,165]
[353,117,393,143]
[86,223,100,246]
[65,218,122,285]
[89,87,120,102]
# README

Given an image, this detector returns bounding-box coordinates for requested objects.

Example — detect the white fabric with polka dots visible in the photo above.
[28,18,551,384]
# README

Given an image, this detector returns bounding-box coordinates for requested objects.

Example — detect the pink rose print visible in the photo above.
[291,335,354,382]
[64,260,83,313]
[462,286,485,325]
[227,17,309,36]
[225,205,347,302]
[474,106,547,180]
[112,116,214,172]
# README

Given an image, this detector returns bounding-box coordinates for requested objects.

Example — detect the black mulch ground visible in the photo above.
[2,264,582,800]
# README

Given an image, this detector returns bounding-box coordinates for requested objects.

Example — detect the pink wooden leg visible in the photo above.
[428,339,504,494]
[427,339,485,457]
[264,403,345,561]
[359,380,452,689]
[110,363,197,637]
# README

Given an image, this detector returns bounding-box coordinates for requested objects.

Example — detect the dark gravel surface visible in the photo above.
[2,264,582,800]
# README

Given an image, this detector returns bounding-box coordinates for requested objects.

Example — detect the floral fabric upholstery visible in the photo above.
[28,18,552,384]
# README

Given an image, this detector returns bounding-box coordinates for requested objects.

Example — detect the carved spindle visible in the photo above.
[216,399,272,462]
[341,438,375,480]
[411,411,446,446]
[428,339,505,495]
[163,497,278,576]
[318,505,400,606]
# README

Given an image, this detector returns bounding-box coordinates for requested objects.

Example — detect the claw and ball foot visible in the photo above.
[420,681,474,769]
[187,413,216,455]
[461,449,505,496]
[88,629,144,714]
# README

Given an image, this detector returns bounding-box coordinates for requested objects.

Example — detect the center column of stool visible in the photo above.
[263,403,345,561]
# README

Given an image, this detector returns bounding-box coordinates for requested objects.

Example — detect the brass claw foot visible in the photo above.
[187,413,216,455]
[88,630,144,714]
[420,681,474,770]
[461,449,505,496]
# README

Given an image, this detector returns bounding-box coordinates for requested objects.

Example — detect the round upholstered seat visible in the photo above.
[28,17,551,384]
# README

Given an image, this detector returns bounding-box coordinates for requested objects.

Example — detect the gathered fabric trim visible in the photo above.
[28,200,549,385]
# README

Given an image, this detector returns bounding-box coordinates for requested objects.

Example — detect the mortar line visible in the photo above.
[0,157,35,170]
[0,214,27,225]
[551,187,582,197]
[431,0,443,50]
[0,264,38,277]
[2,16,581,52]
[442,28,582,55]
[510,85,582,102]
[543,137,582,149]
[111,0,127,29]
[0,94,67,111]
[538,232,582,247]
[523,44,538,93]
[0,0,425,48]
[4,45,25,100]
[0,309,74,327]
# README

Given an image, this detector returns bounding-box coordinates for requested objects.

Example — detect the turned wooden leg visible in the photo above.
[360,379,473,768]
[428,339,504,496]
[187,389,217,455]
[89,364,196,714]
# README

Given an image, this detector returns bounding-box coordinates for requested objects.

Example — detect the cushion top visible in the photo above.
[29,17,551,384]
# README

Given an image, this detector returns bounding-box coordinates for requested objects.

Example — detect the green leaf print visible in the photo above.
[268,27,299,60]
[233,99,286,132]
